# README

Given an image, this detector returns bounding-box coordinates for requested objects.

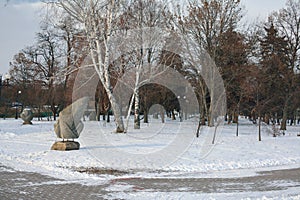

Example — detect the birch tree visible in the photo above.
[59,0,125,132]
[116,0,172,130]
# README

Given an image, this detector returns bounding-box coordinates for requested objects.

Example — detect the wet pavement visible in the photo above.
[1,164,300,199]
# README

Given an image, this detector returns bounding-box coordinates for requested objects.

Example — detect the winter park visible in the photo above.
[1,0,300,199]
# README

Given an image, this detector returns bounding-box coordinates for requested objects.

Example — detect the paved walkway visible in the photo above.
[0,165,108,200]
[117,168,300,193]
[1,164,300,199]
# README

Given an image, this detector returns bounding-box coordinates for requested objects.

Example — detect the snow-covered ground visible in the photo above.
[0,116,300,199]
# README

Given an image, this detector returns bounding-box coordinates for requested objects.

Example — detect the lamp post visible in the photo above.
[15,90,21,119]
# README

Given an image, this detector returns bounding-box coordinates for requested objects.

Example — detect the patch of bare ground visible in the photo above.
[74,167,130,176]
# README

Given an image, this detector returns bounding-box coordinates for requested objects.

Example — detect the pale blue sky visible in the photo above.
[0,0,287,75]
[0,0,42,75]
[241,0,286,21]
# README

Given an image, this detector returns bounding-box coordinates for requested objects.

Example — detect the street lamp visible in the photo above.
[15,90,21,119]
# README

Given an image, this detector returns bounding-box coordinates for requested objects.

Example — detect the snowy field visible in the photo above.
[0,116,300,199]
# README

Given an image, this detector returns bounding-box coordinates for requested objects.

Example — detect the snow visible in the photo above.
[0,117,300,198]
[105,190,300,200]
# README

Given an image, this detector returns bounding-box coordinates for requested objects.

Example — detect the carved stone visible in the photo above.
[20,108,34,125]
[54,97,89,140]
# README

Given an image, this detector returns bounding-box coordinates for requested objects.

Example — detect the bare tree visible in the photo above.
[172,0,242,127]
[59,0,126,132]
[271,0,300,131]
[117,0,171,130]
[55,16,89,107]
[9,20,65,121]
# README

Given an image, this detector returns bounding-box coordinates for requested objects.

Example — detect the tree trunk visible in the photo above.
[236,116,239,137]
[224,113,228,122]
[201,117,206,126]
[53,111,57,121]
[258,113,262,141]
[264,113,270,125]
[236,104,240,137]
[280,101,288,131]
[134,91,140,129]
[199,79,208,126]
[143,96,148,123]
[200,104,206,125]
[196,121,201,137]
[171,110,176,120]
[107,111,110,123]
[233,111,238,123]
[252,113,257,124]
[160,107,165,123]
[144,107,148,123]
[106,89,124,133]
[208,73,215,127]
[95,101,101,121]
[228,111,233,124]
[38,106,41,121]
[290,118,294,126]
[208,105,214,127]
[51,105,57,121]
[124,93,135,133]
[179,111,183,122]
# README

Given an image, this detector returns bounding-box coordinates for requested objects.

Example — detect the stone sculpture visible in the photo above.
[20,108,34,125]
[51,97,89,151]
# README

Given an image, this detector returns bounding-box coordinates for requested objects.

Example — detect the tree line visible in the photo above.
[3,0,300,133]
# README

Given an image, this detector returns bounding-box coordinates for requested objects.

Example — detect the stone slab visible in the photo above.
[23,121,33,125]
[51,141,80,151]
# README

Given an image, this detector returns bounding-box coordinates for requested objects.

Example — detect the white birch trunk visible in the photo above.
[106,88,124,132]
[124,93,135,133]
[87,0,125,133]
